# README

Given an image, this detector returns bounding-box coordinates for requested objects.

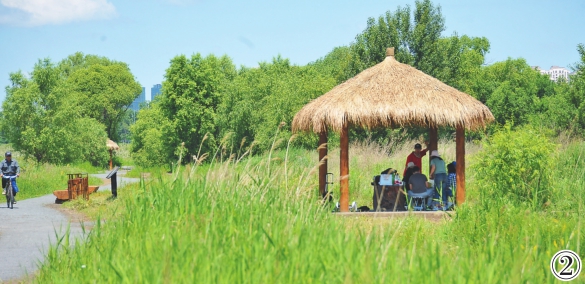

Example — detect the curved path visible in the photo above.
[0,194,87,281]
[0,172,140,281]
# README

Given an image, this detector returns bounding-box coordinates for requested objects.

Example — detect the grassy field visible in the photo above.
[34,135,585,283]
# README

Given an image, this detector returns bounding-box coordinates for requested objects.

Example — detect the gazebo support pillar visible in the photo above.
[429,127,438,173]
[109,149,113,171]
[318,131,328,197]
[339,122,349,212]
[456,126,466,204]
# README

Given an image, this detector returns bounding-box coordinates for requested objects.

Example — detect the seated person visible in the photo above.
[403,162,416,187]
[407,166,434,206]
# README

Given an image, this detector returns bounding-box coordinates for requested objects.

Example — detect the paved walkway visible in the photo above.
[90,171,140,192]
[0,194,87,281]
[0,171,140,281]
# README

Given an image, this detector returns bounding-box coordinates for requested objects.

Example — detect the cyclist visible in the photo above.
[1,152,20,203]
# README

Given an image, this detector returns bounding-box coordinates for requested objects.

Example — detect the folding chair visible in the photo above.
[408,192,429,211]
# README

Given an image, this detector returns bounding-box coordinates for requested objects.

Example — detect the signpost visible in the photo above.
[106,166,120,198]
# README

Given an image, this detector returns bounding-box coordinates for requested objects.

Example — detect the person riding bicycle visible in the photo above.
[1,152,20,203]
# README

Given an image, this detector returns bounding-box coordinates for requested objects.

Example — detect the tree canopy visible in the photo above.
[129,1,585,167]
[3,1,583,169]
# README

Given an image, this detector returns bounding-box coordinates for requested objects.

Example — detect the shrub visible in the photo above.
[472,124,557,209]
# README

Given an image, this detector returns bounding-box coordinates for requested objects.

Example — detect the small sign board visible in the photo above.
[106,166,120,179]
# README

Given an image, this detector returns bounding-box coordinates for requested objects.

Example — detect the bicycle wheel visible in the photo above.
[6,182,13,209]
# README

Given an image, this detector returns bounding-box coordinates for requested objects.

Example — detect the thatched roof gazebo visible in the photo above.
[292,48,494,212]
[107,139,120,170]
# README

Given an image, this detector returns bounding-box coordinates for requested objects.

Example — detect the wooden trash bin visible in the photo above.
[53,173,100,203]
[67,173,89,200]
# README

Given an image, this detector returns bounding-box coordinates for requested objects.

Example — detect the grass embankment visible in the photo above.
[35,139,585,283]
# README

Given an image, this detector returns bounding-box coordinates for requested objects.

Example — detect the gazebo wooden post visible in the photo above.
[455,126,466,204]
[339,122,349,212]
[429,127,438,173]
[318,131,328,197]
[109,149,113,171]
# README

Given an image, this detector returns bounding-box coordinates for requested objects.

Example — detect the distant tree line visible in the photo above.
[2,0,584,168]
[129,0,585,167]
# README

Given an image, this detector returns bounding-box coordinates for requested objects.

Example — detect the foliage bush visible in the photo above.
[472,125,557,209]
[130,103,169,167]
[72,118,110,167]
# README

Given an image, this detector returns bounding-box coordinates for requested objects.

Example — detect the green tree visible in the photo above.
[347,0,489,88]
[1,53,138,166]
[130,103,170,167]
[566,43,585,132]
[487,81,536,125]
[59,53,142,139]
[218,57,336,152]
[158,54,236,161]
[311,46,354,84]
[526,79,577,132]
[465,58,552,125]
[427,35,490,90]
[2,70,108,165]
[117,109,139,143]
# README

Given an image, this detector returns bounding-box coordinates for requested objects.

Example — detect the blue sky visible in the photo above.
[1,0,584,102]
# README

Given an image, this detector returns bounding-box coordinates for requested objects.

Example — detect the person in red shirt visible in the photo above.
[403,143,429,176]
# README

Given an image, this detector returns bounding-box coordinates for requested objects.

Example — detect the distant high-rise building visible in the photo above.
[130,87,146,111]
[533,66,572,81]
[151,84,162,101]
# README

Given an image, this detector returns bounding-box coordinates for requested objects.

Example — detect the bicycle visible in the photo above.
[3,176,16,209]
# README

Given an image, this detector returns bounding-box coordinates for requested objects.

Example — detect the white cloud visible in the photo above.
[0,0,116,26]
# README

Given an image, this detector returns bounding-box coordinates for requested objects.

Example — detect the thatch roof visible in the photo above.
[107,139,120,150]
[292,48,494,133]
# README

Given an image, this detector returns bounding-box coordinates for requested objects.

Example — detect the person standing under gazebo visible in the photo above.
[403,142,429,176]
[429,150,448,207]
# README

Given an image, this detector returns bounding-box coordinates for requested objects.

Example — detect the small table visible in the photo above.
[372,183,407,211]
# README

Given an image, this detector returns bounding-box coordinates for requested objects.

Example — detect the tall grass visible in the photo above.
[35,138,584,283]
